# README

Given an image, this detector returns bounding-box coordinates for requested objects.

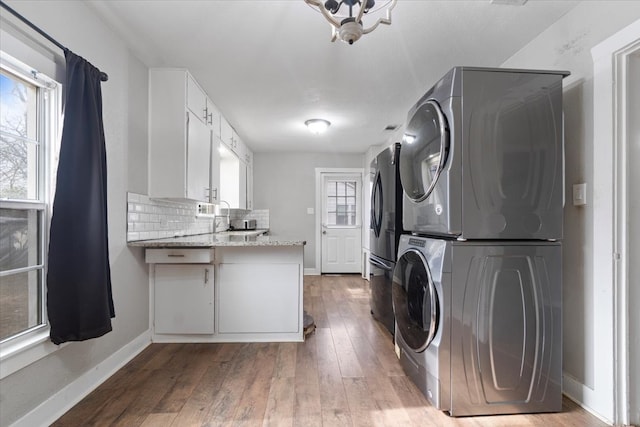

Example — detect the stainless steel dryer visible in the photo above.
[370,143,406,336]
[393,234,562,416]
[400,67,570,240]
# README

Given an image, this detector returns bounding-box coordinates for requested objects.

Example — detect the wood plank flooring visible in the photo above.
[52,275,608,427]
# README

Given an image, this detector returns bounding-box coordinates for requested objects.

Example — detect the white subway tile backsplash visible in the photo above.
[240,209,270,229]
[126,192,215,242]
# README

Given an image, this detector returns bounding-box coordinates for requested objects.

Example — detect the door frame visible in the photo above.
[314,167,365,275]
[585,19,639,425]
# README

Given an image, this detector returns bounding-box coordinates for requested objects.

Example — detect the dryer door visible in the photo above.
[400,100,449,203]
[392,248,439,352]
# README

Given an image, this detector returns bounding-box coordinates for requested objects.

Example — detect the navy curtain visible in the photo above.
[47,50,114,345]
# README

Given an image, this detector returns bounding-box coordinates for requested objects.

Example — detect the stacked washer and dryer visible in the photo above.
[392,67,569,416]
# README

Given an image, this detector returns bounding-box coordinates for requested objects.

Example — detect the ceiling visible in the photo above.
[88,0,579,154]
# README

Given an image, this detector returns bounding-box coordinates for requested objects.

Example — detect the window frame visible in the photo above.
[322,174,362,229]
[325,180,358,227]
[0,50,63,379]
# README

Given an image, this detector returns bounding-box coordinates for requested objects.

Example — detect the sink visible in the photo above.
[217,230,266,237]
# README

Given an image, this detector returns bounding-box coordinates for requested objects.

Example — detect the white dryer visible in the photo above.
[393,234,562,416]
[400,67,569,240]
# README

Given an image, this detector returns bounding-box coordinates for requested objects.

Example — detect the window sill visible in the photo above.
[0,329,66,380]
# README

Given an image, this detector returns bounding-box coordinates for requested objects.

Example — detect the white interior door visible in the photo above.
[321,173,362,273]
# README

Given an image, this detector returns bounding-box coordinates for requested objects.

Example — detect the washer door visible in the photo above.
[400,99,449,203]
[392,248,439,352]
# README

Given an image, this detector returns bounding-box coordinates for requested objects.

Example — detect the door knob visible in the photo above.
[322,231,327,234]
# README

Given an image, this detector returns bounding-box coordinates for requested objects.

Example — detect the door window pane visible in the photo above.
[326,180,357,226]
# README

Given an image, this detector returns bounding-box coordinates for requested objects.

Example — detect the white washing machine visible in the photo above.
[400,67,569,240]
[393,234,562,416]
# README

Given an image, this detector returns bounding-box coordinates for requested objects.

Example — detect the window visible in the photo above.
[0,52,59,350]
[325,180,357,226]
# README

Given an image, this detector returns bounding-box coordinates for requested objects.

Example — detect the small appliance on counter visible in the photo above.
[231,219,257,230]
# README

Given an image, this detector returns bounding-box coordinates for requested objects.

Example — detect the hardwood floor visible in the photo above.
[53,275,608,427]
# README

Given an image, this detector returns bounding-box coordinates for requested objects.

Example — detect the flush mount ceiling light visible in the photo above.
[305,0,397,45]
[305,118,331,134]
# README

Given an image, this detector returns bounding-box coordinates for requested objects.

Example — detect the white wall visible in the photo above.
[0,1,150,425]
[253,152,363,269]
[501,1,640,421]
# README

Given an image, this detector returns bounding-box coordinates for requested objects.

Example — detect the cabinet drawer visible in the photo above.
[145,248,214,264]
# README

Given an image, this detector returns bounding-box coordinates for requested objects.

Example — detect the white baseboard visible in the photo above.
[11,331,151,427]
[304,268,320,276]
[563,373,612,425]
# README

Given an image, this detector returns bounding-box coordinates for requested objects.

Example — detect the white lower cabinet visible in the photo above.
[217,263,300,333]
[147,245,304,342]
[154,264,214,334]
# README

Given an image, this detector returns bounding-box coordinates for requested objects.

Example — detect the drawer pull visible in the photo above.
[167,254,185,258]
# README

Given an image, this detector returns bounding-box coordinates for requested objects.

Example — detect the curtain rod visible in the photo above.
[0,0,109,81]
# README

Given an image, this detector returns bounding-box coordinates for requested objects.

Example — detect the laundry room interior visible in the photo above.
[0,1,639,426]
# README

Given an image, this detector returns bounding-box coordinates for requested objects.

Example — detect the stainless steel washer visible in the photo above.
[393,234,562,416]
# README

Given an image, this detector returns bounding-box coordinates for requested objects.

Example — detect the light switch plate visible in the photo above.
[573,183,587,206]
[307,207,314,215]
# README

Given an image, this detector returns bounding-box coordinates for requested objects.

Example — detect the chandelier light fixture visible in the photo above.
[304,0,397,45]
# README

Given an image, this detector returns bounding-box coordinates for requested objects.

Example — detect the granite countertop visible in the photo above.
[128,231,306,248]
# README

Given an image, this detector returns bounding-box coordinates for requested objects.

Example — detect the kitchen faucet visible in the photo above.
[216,200,231,231]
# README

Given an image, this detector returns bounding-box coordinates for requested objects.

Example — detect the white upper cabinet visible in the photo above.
[210,130,220,203]
[220,117,248,159]
[218,117,254,210]
[207,99,221,139]
[186,75,207,124]
[246,162,253,210]
[238,160,247,210]
[187,114,212,201]
[221,116,235,151]
[148,69,217,202]
[149,69,252,207]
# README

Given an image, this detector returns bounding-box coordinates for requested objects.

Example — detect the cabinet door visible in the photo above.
[218,263,299,333]
[207,98,221,138]
[155,264,214,334]
[219,144,240,208]
[187,112,212,202]
[186,74,207,123]
[232,131,244,158]
[238,160,247,210]
[210,133,220,203]
[246,163,253,210]
[221,116,234,148]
